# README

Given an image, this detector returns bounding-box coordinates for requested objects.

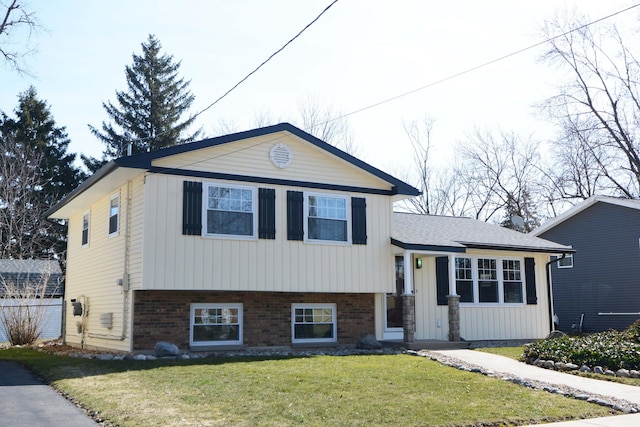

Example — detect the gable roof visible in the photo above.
[392,212,574,254]
[0,259,63,297]
[47,123,420,219]
[531,195,640,236]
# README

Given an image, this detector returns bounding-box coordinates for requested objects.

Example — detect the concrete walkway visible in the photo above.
[0,361,96,426]
[432,349,640,427]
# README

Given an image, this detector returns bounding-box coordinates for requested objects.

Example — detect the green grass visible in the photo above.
[476,346,526,360]
[0,348,619,426]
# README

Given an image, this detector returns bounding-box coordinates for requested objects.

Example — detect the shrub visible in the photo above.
[0,271,56,345]
[523,323,640,371]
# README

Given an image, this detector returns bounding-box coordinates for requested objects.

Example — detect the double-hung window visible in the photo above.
[455,257,474,303]
[190,303,243,346]
[292,303,337,343]
[109,194,119,236]
[81,211,90,246]
[455,256,525,305]
[306,193,348,242]
[205,183,255,238]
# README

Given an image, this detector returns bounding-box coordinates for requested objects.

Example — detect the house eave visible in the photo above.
[459,242,576,254]
[390,238,467,253]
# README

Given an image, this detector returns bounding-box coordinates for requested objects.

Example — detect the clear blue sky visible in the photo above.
[1,0,636,173]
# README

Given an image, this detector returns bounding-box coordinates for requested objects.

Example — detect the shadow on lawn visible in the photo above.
[0,346,394,382]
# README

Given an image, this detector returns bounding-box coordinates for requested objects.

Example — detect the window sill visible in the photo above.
[189,344,245,352]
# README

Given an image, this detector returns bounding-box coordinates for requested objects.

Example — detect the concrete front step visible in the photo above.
[382,340,470,350]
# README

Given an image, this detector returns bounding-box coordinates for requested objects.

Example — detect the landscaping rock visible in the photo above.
[554,362,565,370]
[579,365,590,372]
[154,341,180,357]
[604,369,616,376]
[616,369,630,378]
[356,333,382,350]
[631,370,639,379]
[133,354,147,361]
[564,363,579,371]
[594,366,604,374]
[543,360,555,369]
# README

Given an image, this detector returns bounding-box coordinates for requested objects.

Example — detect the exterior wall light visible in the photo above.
[415,258,422,269]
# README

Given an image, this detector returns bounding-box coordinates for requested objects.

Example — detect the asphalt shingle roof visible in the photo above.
[392,212,573,253]
[0,260,63,297]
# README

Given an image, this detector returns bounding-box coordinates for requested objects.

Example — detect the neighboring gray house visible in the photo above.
[0,259,64,341]
[532,196,640,333]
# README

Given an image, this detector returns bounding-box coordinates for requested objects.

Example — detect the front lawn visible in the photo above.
[0,348,618,426]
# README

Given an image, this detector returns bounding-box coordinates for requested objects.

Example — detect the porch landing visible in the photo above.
[381,340,470,350]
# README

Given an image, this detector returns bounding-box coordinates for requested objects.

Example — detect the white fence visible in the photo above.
[0,298,63,342]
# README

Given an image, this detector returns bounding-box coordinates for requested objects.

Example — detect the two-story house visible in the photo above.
[47,123,572,352]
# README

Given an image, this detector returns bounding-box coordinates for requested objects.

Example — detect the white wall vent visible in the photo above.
[270,143,293,169]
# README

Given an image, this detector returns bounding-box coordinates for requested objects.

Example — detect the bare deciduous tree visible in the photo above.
[0,134,58,259]
[456,129,541,230]
[296,96,358,155]
[540,15,640,200]
[0,0,38,73]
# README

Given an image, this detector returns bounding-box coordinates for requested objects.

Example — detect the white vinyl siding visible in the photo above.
[142,174,394,293]
[291,303,337,343]
[63,176,144,352]
[190,303,243,346]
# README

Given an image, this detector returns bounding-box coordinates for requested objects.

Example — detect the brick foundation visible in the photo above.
[132,290,375,351]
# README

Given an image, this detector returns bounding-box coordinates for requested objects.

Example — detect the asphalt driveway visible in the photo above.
[0,361,96,426]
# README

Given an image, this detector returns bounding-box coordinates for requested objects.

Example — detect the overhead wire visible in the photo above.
[314,2,640,127]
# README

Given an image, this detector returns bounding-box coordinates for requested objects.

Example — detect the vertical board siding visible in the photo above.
[141,174,394,294]
[414,253,551,341]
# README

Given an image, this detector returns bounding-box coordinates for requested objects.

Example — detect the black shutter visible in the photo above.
[525,257,537,305]
[258,188,276,239]
[287,191,304,241]
[182,181,202,235]
[436,256,449,306]
[351,197,367,245]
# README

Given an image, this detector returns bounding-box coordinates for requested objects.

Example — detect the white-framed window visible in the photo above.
[109,194,119,236]
[190,303,243,346]
[305,193,349,243]
[557,254,573,269]
[81,211,90,246]
[204,183,256,239]
[292,303,337,343]
[455,256,525,305]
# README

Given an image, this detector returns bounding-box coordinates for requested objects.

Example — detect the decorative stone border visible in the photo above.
[408,349,640,414]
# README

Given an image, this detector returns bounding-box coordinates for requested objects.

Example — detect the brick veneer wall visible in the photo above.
[132,290,375,350]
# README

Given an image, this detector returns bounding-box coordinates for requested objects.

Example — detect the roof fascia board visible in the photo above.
[460,242,575,254]
[148,167,397,195]
[44,161,119,218]
[532,195,640,236]
[390,238,467,253]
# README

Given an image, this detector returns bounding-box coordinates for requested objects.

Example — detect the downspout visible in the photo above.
[545,253,567,333]
[88,180,131,341]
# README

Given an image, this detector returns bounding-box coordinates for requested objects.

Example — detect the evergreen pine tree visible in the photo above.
[89,34,200,161]
[0,86,85,260]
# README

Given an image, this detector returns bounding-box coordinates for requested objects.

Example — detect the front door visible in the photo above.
[384,255,404,340]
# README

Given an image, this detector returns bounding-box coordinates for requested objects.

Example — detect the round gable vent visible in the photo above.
[270,143,293,169]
